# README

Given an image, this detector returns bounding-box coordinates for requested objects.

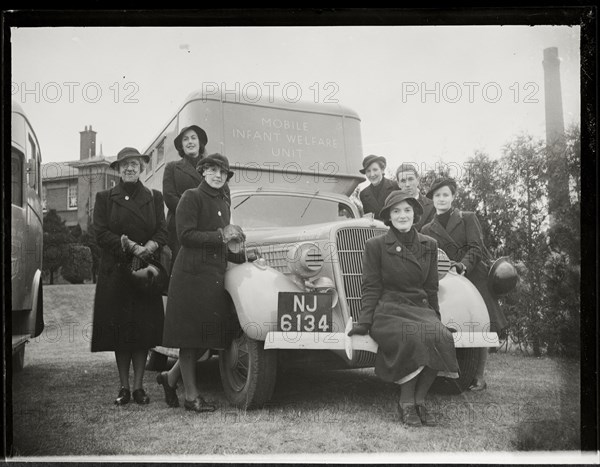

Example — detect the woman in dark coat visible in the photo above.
[162,153,247,413]
[348,190,459,427]
[421,178,508,392]
[358,154,399,221]
[92,147,168,405]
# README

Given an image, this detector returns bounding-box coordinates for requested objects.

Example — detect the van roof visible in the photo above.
[183,89,361,120]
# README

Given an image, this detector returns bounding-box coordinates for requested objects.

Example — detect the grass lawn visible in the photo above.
[9,284,582,461]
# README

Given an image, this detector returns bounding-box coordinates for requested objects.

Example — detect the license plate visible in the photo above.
[277,292,332,332]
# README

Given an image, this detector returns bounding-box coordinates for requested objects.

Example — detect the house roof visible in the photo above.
[42,156,118,181]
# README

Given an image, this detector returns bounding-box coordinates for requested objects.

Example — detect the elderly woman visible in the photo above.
[359,154,399,220]
[162,153,248,413]
[91,147,168,405]
[421,178,508,391]
[348,190,459,427]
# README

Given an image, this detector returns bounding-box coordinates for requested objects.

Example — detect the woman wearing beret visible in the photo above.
[358,154,399,221]
[162,153,248,413]
[421,178,508,391]
[348,190,459,427]
[92,147,168,405]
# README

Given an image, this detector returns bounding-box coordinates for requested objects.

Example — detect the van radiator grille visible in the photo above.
[335,227,387,322]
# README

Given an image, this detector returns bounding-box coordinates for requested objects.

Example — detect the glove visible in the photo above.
[347,323,370,337]
[144,240,159,254]
[451,261,466,275]
[121,235,151,260]
[219,224,246,244]
[245,247,260,263]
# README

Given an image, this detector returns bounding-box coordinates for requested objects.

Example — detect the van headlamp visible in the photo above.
[286,242,324,278]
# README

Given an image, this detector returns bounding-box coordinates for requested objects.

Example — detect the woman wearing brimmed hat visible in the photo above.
[358,154,399,220]
[348,190,459,427]
[161,153,250,413]
[91,147,168,406]
[421,177,508,391]
[163,125,231,268]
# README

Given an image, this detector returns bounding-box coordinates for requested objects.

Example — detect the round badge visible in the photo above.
[125,196,130,201]
[396,246,402,252]
[218,211,222,216]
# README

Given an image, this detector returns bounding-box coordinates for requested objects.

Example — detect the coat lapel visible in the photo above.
[445,208,463,235]
[429,215,462,253]
[110,183,153,224]
[175,159,203,185]
[384,229,423,271]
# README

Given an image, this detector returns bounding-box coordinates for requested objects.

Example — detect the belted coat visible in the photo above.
[91,180,168,352]
[421,209,508,333]
[163,158,230,265]
[358,227,459,382]
[162,181,244,349]
[359,178,399,220]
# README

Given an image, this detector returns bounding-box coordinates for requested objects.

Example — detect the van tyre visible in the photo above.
[431,347,481,394]
[13,345,25,373]
[219,333,277,410]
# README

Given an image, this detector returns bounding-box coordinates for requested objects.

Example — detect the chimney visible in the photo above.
[543,47,565,146]
[542,47,569,247]
[80,125,97,160]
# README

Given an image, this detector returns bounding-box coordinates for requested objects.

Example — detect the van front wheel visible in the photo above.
[219,333,277,410]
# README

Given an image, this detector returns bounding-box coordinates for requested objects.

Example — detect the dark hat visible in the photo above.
[174,125,208,156]
[198,153,234,181]
[488,257,519,296]
[130,256,169,293]
[426,177,458,199]
[359,154,387,174]
[110,147,150,170]
[379,189,423,224]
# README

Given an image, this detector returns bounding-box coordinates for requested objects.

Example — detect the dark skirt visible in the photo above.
[161,248,240,349]
[91,261,165,352]
[468,270,508,334]
[370,291,459,383]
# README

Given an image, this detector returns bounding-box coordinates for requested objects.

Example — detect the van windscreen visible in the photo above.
[231,194,355,228]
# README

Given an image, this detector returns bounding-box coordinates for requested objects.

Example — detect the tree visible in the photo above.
[42,209,71,284]
[61,244,93,284]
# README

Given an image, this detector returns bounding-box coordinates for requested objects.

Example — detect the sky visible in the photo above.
[11,25,580,179]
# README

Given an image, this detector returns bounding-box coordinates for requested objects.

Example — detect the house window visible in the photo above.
[67,183,78,209]
[110,180,116,188]
[156,139,165,167]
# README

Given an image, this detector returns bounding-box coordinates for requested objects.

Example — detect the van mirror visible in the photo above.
[26,159,37,188]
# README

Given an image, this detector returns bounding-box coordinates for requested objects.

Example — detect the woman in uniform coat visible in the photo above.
[162,153,247,413]
[348,190,459,427]
[358,154,399,221]
[421,178,508,391]
[158,125,235,408]
[92,147,168,405]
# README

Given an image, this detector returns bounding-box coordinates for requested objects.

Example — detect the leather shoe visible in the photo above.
[184,396,216,413]
[416,405,437,426]
[398,403,422,427]
[132,388,150,404]
[156,371,179,408]
[469,379,488,391]
[114,387,130,405]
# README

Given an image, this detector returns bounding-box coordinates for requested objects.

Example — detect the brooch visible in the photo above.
[218,211,222,216]
[125,196,130,201]
[396,246,402,252]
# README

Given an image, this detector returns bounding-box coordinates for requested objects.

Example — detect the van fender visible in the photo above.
[28,269,44,337]
[438,271,498,347]
[225,261,303,341]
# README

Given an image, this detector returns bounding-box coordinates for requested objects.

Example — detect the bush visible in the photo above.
[61,244,93,284]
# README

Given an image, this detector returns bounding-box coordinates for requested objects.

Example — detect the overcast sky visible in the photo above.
[11,25,580,177]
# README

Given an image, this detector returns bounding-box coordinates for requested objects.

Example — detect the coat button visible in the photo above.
[396,246,401,252]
